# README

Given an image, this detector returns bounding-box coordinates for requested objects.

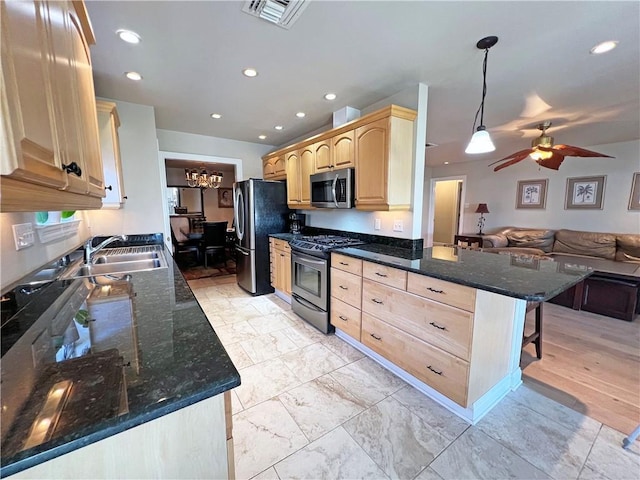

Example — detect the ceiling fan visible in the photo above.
[489,122,614,171]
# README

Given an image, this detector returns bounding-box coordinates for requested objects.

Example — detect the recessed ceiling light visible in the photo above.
[125,71,142,81]
[296,112,306,118]
[274,125,284,131]
[210,113,222,119]
[116,29,141,44]
[258,135,267,140]
[444,161,449,165]
[590,40,618,55]
[324,93,337,101]
[242,68,258,77]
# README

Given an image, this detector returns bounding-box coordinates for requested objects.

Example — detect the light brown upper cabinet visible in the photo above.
[299,145,315,206]
[261,104,416,212]
[332,130,355,169]
[262,154,286,180]
[97,100,126,209]
[0,0,104,212]
[285,150,301,206]
[355,108,415,211]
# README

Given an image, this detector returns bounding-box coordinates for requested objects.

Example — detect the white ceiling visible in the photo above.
[87,1,640,168]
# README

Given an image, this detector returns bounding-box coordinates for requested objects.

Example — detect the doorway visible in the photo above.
[428,176,466,246]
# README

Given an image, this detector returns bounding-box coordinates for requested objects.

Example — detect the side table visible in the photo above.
[454,234,483,249]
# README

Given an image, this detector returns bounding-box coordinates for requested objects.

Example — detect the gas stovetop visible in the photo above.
[289,235,365,257]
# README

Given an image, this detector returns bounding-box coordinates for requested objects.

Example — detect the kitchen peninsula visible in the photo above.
[0,236,240,478]
[329,244,592,423]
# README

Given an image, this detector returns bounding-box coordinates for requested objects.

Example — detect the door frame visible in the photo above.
[426,175,467,247]
[158,150,243,251]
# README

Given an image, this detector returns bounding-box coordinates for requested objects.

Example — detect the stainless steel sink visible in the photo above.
[94,252,159,264]
[61,246,167,279]
[68,259,163,278]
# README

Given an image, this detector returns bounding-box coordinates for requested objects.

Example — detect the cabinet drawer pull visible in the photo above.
[375,272,387,277]
[427,365,443,375]
[62,162,82,177]
[370,333,382,341]
[339,261,349,266]
[371,298,383,304]
[105,185,113,191]
[339,315,348,322]
[426,287,445,294]
[339,285,348,290]
[429,321,446,331]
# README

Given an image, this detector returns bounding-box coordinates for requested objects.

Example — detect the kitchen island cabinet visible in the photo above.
[331,245,592,423]
[1,0,105,212]
[1,236,240,478]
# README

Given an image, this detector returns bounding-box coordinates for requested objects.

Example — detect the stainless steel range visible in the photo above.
[290,235,364,333]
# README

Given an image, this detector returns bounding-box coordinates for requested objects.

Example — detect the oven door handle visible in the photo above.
[331,175,339,208]
[292,254,326,266]
[293,294,325,313]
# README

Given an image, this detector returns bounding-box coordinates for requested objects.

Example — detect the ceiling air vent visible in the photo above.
[242,0,310,29]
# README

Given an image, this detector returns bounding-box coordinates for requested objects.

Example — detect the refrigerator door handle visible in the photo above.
[235,246,250,256]
[235,188,245,241]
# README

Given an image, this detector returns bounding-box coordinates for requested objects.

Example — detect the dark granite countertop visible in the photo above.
[269,233,302,242]
[334,244,593,302]
[0,237,240,477]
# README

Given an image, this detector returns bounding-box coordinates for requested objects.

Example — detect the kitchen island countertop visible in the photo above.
[0,239,240,477]
[334,244,592,302]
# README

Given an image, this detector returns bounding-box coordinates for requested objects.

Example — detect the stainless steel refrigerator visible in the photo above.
[233,179,288,295]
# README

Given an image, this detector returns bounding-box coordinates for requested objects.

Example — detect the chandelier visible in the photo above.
[184,168,223,189]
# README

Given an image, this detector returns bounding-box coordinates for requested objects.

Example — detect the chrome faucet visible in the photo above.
[84,235,127,264]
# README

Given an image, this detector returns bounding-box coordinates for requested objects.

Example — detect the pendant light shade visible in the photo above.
[465,36,498,155]
[465,126,495,154]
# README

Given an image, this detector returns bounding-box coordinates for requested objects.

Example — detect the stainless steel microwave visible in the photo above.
[310,168,354,208]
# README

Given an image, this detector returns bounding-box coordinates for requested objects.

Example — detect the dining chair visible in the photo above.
[202,221,228,268]
[170,217,201,265]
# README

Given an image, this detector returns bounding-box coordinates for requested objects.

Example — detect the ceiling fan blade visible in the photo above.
[552,144,614,158]
[487,148,533,166]
[537,151,566,170]
[492,154,531,172]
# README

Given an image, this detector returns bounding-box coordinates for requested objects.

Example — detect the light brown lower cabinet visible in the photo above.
[269,238,291,295]
[9,393,232,479]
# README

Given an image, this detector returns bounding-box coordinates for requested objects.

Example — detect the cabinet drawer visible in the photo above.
[407,273,476,312]
[363,261,407,290]
[362,279,473,360]
[362,313,469,406]
[273,238,290,251]
[331,268,362,308]
[330,298,362,341]
[331,253,362,276]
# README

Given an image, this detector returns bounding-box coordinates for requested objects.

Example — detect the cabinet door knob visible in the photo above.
[62,162,82,177]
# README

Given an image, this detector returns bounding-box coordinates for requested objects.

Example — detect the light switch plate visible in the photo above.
[393,220,403,232]
[13,222,35,250]
[374,218,381,230]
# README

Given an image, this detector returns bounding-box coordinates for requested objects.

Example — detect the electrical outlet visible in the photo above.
[12,223,35,250]
[393,219,403,232]
[374,218,381,230]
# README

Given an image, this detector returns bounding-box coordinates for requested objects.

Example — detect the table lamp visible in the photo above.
[475,203,489,235]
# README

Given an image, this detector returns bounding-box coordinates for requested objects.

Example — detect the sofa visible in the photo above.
[481,227,640,321]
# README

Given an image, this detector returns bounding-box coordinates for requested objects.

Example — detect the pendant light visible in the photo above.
[465,36,499,154]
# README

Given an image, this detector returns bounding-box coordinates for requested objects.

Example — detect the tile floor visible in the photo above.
[188,277,640,480]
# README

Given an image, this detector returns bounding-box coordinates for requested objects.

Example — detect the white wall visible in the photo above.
[428,140,640,234]
[0,212,91,290]
[157,130,272,181]
[85,100,165,237]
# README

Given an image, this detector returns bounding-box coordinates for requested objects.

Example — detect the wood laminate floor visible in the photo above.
[521,302,640,436]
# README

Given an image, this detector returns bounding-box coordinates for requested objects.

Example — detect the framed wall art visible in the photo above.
[218,188,233,208]
[516,179,548,209]
[565,175,606,210]
[628,172,640,211]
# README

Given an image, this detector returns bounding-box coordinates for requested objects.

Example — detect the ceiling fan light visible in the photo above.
[465,127,495,154]
[529,148,553,161]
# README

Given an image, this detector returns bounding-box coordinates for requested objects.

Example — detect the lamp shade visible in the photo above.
[475,203,490,214]
[465,127,495,154]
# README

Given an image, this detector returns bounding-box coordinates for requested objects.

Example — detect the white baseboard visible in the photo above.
[273,289,291,304]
